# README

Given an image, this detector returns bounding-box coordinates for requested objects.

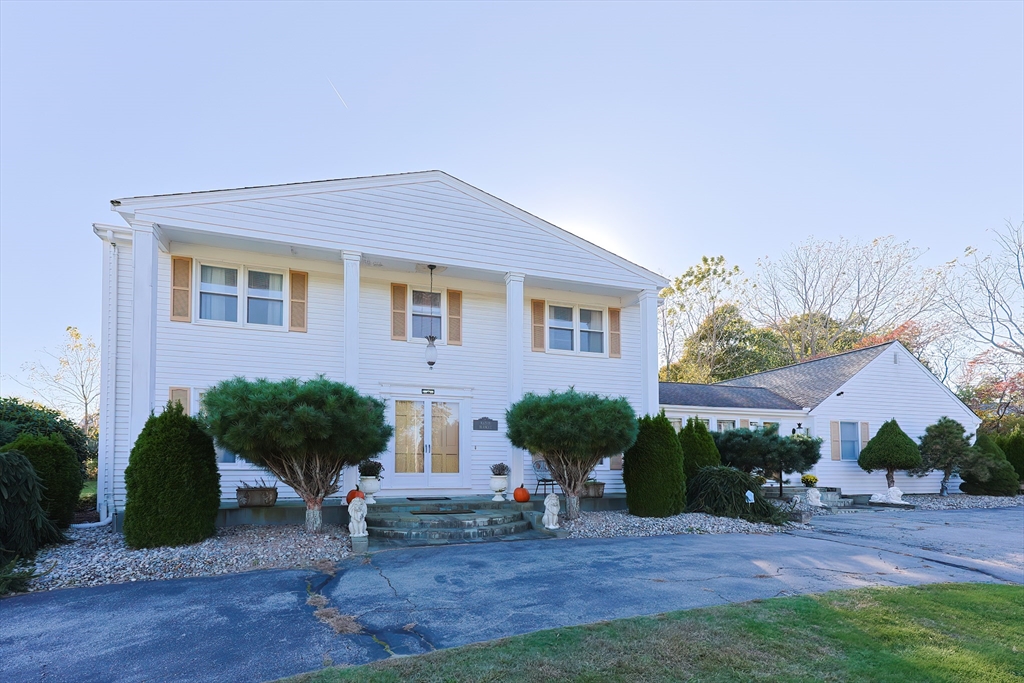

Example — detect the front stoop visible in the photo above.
[365,499,533,542]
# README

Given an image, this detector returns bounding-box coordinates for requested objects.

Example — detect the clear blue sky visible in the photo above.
[1,1,1021,395]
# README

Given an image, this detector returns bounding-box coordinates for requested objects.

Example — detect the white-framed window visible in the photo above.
[411,289,443,340]
[669,418,683,432]
[750,421,760,429]
[763,421,779,431]
[199,265,239,322]
[246,270,284,326]
[195,261,288,329]
[546,303,607,356]
[840,421,860,460]
[718,419,736,432]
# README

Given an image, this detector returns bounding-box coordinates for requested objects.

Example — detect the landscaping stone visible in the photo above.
[902,493,1024,510]
[19,523,352,594]
[562,510,797,538]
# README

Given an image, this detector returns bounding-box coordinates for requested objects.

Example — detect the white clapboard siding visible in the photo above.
[133,180,657,290]
[808,344,982,495]
[112,243,134,508]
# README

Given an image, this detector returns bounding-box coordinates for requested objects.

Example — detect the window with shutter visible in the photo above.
[392,284,408,340]
[740,419,749,429]
[289,271,308,332]
[171,256,192,322]
[169,387,190,414]
[860,422,870,454]
[447,290,462,345]
[608,308,621,358]
[531,299,545,352]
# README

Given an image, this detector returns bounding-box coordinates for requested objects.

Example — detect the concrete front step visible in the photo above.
[365,509,524,529]
[367,518,532,540]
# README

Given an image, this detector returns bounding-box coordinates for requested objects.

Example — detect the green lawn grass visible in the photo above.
[80,479,97,497]
[288,583,1024,683]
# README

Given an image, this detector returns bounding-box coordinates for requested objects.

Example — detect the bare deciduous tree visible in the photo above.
[942,221,1024,358]
[13,326,101,437]
[748,236,938,361]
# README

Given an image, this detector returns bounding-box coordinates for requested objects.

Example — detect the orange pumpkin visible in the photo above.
[346,488,365,504]
[513,484,530,503]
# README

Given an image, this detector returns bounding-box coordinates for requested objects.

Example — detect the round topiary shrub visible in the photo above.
[623,412,685,517]
[0,433,82,528]
[858,419,922,489]
[960,456,1020,497]
[679,417,721,485]
[0,449,63,563]
[686,466,789,525]
[123,402,221,548]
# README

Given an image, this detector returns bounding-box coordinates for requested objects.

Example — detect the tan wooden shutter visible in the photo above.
[289,271,308,332]
[609,307,621,358]
[447,290,462,346]
[610,454,623,471]
[740,419,749,429]
[531,299,545,352]
[171,256,192,322]
[392,284,408,340]
[830,421,841,460]
[860,422,870,453]
[169,387,190,414]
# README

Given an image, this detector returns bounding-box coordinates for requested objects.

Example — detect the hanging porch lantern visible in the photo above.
[425,264,438,369]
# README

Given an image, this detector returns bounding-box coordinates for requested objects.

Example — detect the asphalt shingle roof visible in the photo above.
[715,342,894,409]
[658,383,802,410]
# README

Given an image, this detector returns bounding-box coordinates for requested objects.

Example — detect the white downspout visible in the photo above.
[73,234,118,529]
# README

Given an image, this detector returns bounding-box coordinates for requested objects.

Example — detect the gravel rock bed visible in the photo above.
[20,524,352,594]
[770,498,836,516]
[902,493,1024,511]
[563,510,794,538]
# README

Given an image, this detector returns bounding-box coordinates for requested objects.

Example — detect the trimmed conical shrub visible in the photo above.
[123,402,221,549]
[679,417,721,484]
[0,433,82,529]
[622,412,685,517]
[1002,429,1024,481]
[0,449,63,563]
[975,432,1006,460]
[858,419,922,489]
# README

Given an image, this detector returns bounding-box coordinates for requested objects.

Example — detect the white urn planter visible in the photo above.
[359,476,381,504]
[489,475,508,502]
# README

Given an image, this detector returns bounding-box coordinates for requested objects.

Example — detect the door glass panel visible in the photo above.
[395,400,424,473]
[431,402,460,474]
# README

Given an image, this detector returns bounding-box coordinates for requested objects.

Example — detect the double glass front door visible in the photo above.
[393,399,462,487]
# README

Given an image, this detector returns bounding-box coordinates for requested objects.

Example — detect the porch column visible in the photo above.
[638,289,660,416]
[505,272,525,492]
[342,251,361,497]
[128,222,159,447]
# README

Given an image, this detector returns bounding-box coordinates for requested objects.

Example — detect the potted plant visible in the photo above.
[236,478,278,508]
[358,460,384,504]
[801,474,818,488]
[490,463,510,501]
[582,479,605,498]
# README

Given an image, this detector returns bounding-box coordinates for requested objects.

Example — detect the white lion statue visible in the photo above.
[805,487,824,507]
[542,493,561,530]
[870,486,904,504]
[348,497,368,537]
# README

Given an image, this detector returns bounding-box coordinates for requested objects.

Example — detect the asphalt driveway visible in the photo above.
[2,507,1021,683]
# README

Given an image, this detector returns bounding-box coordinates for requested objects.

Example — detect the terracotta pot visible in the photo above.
[236,487,278,508]
[513,484,530,503]
[346,488,365,504]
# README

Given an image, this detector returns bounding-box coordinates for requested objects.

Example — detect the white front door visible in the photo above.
[391,397,466,489]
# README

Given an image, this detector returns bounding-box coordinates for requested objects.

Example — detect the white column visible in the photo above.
[505,272,526,490]
[342,251,361,388]
[128,223,159,448]
[638,289,660,416]
[342,251,361,497]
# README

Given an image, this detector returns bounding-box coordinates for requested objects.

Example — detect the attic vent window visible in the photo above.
[893,352,899,364]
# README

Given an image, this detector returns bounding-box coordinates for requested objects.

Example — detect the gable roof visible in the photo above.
[659,382,802,410]
[716,343,894,409]
[110,170,667,289]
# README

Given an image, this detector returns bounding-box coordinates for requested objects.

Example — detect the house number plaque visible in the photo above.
[473,417,499,431]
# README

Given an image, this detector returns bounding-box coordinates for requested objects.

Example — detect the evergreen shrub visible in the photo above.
[0,397,92,467]
[974,432,1006,460]
[123,402,221,548]
[678,417,721,485]
[0,449,63,563]
[686,466,789,525]
[622,412,685,517]
[0,433,82,528]
[960,456,1020,496]
[858,419,922,489]
[1001,429,1024,482]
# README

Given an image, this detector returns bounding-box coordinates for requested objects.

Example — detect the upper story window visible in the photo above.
[579,309,604,353]
[412,290,442,339]
[247,270,284,326]
[200,265,238,322]
[840,421,859,460]
[531,299,620,358]
[548,306,574,350]
[717,419,736,432]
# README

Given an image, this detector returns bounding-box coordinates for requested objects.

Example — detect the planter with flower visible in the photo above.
[801,474,818,488]
[490,463,510,501]
[358,460,384,504]
[236,478,279,508]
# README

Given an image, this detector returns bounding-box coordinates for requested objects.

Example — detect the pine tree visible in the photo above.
[858,419,922,489]
[622,412,686,517]
[678,417,721,484]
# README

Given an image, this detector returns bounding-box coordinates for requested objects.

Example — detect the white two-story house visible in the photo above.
[92,171,667,515]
